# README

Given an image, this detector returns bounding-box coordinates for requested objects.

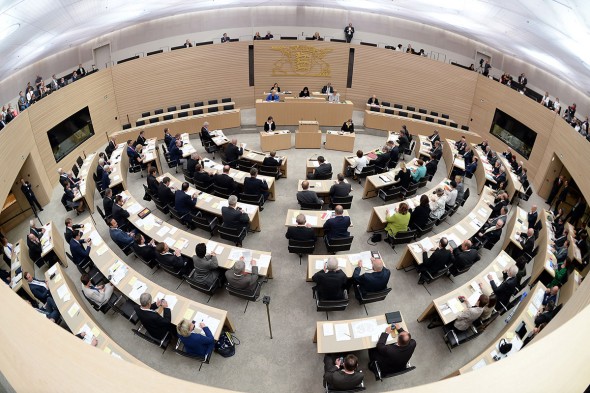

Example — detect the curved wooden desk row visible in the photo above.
[472,144,494,195]
[9,240,38,301]
[396,186,495,270]
[473,146,520,200]
[45,263,147,366]
[76,217,234,339]
[530,210,559,285]
[137,102,236,123]
[109,109,241,144]
[364,110,481,143]
[255,99,354,126]
[118,190,272,277]
[241,147,288,177]
[366,103,459,127]
[108,144,130,190]
[73,152,99,214]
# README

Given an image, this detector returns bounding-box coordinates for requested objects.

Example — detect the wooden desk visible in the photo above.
[255,99,353,126]
[365,104,455,125]
[117,194,272,278]
[179,133,197,158]
[359,157,421,199]
[325,131,355,152]
[75,218,235,339]
[306,251,384,280]
[397,186,495,269]
[259,131,292,151]
[418,251,517,325]
[109,144,130,190]
[458,282,547,374]
[299,121,319,133]
[498,155,523,201]
[109,110,241,144]
[284,209,351,237]
[73,153,99,214]
[366,179,448,232]
[416,135,432,159]
[202,159,276,201]
[314,313,408,354]
[137,102,236,123]
[530,210,557,285]
[9,240,38,301]
[473,144,494,195]
[45,264,148,366]
[139,138,163,175]
[38,222,67,268]
[157,173,262,231]
[442,139,465,177]
[363,110,481,143]
[241,148,288,178]
[295,131,322,149]
[340,147,382,175]
[502,207,528,251]
[297,178,351,203]
[209,130,230,148]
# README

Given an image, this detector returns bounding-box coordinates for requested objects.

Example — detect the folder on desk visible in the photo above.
[385,311,402,324]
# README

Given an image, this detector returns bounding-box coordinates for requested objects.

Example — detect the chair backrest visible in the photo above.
[288,239,316,255]
[437,119,447,125]
[208,99,218,105]
[167,106,176,112]
[133,249,155,268]
[258,165,279,178]
[360,165,375,176]
[225,281,261,300]
[213,184,232,199]
[195,101,204,108]
[154,109,163,115]
[136,120,145,126]
[315,172,333,180]
[299,202,323,210]
[194,181,214,194]
[223,104,234,110]
[218,224,246,245]
[191,213,218,233]
[384,108,394,115]
[460,188,470,206]
[149,117,160,124]
[316,290,349,312]
[381,101,390,107]
[415,220,435,238]
[442,114,450,119]
[132,325,170,349]
[239,193,263,206]
[141,111,151,117]
[221,97,232,103]
[461,125,469,131]
[180,104,190,110]
[72,165,79,177]
[358,287,392,305]
[163,114,173,121]
[406,106,415,112]
[325,236,354,253]
[158,261,183,278]
[394,104,403,109]
[398,111,408,117]
[436,209,450,225]
[430,111,439,116]
[449,122,458,128]
[425,117,434,122]
[122,123,131,130]
[331,195,353,209]
[193,109,204,116]
[392,230,416,244]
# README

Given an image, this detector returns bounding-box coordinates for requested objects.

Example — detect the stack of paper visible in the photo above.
[257,254,271,268]
[456,225,467,235]
[156,226,170,237]
[323,323,334,336]
[109,261,128,285]
[164,238,176,248]
[56,284,71,302]
[334,323,351,341]
[129,279,147,301]
[194,311,221,335]
[68,303,80,318]
[155,292,178,310]
[351,319,378,339]
[315,259,326,270]
[78,324,94,344]
[420,238,434,250]
[128,203,142,214]
[447,298,463,314]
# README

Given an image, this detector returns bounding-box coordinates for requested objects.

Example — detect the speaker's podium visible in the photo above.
[295,120,322,149]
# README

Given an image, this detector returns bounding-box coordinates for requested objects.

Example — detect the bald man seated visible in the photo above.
[352,257,390,298]
[369,324,416,375]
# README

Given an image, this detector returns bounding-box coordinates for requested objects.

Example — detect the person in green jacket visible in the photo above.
[385,202,411,238]
[548,257,569,287]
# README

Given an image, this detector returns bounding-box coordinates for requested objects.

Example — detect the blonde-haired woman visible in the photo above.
[177,319,215,357]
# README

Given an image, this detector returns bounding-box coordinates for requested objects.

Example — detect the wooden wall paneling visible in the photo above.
[26,70,120,185]
[111,43,253,121]
[469,75,556,184]
[253,41,349,100]
[348,46,478,126]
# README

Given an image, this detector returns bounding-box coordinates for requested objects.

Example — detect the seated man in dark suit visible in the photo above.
[147,167,159,195]
[312,257,348,300]
[481,265,519,311]
[489,193,509,218]
[132,234,158,263]
[285,214,316,242]
[323,205,351,240]
[169,139,183,167]
[514,228,535,259]
[174,182,198,218]
[243,168,269,201]
[323,354,364,391]
[193,163,214,187]
[200,122,213,143]
[307,156,332,180]
[430,140,443,161]
[352,257,390,298]
[155,242,193,275]
[329,174,352,199]
[417,237,452,283]
[136,130,147,147]
[428,130,440,143]
[221,195,250,232]
[224,138,243,167]
[164,128,173,147]
[262,151,281,167]
[64,217,82,244]
[455,136,467,155]
[225,259,259,292]
[186,152,201,179]
[425,158,438,178]
[112,195,131,229]
[528,205,538,229]
[449,240,480,275]
[213,165,237,195]
[369,324,416,375]
[157,177,175,206]
[102,188,114,217]
[24,272,59,314]
[69,230,92,266]
[108,218,135,249]
[472,219,504,249]
[369,146,390,170]
[27,233,43,263]
[135,292,176,340]
[297,180,323,206]
[493,167,507,186]
[101,165,112,191]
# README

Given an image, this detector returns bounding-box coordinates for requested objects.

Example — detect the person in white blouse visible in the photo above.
[329,90,340,103]
[1,237,13,259]
[429,188,447,220]
[553,98,561,114]
[349,150,369,180]
[445,181,458,209]
[541,92,550,107]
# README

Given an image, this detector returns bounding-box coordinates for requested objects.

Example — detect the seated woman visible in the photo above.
[394,162,412,191]
[341,119,354,133]
[312,32,322,40]
[408,195,431,230]
[385,202,410,239]
[299,86,310,98]
[190,243,223,289]
[253,32,262,40]
[134,144,147,169]
[264,116,276,132]
[270,82,281,93]
[176,319,215,358]
[429,188,447,220]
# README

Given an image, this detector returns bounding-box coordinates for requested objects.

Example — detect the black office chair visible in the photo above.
[258,165,281,179]
[384,108,394,115]
[180,104,190,110]
[401,182,419,199]
[149,118,159,124]
[208,99,218,105]
[122,123,131,130]
[288,239,316,265]
[442,324,479,352]
[313,287,348,320]
[314,172,333,180]
[141,111,151,117]
[371,361,415,382]
[181,272,222,303]
[213,185,232,199]
[239,193,264,210]
[393,104,403,109]
[199,133,220,159]
[168,205,191,228]
[236,159,255,172]
[324,381,365,393]
[153,109,163,115]
[357,165,375,185]
[81,290,120,314]
[442,114,450,119]
[226,280,264,313]
[208,107,218,113]
[377,187,402,203]
[193,109,204,116]
[131,325,171,354]
[355,286,392,315]
[330,195,353,209]
[413,220,436,239]
[163,114,173,121]
[324,236,354,254]
[153,198,169,214]
[460,188,470,207]
[221,97,231,103]
[406,106,416,112]
[223,104,234,110]
[194,101,204,108]
[299,201,323,210]
[381,101,390,107]
[167,106,176,112]
[194,180,214,194]
[435,209,451,226]
[418,265,452,295]
[218,224,247,247]
[156,261,185,289]
[173,338,211,371]
[190,212,218,239]
[387,229,416,253]
[133,249,156,269]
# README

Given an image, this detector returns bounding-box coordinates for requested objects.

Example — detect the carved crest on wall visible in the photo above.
[271,45,332,77]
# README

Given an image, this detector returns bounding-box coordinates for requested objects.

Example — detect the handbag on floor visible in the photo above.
[215,331,240,357]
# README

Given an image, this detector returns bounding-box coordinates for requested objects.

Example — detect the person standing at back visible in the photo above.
[344,23,355,43]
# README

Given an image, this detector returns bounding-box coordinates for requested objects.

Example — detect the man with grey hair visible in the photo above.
[472,219,504,249]
[285,213,316,241]
[224,138,243,167]
[225,257,259,291]
[201,121,213,143]
[135,292,175,340]
[480,264,518,311]
[312,256,348,300]
[221,195,250,233]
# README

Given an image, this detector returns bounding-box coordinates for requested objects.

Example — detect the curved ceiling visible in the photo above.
[1,0,589,94]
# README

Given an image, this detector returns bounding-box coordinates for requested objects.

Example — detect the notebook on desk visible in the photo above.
[385,311,402,324]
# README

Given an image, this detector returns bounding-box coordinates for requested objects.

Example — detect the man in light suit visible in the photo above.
[352,257,390,298]
[297,180,323,206]
[323,205,351,240]
[69,230,92,267]
[369,324,416,375]
[307,156,332,180]
[225,259,259,292]
[80,273,114,307]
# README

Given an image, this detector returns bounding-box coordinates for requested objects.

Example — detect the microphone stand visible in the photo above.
[263,295,273,339]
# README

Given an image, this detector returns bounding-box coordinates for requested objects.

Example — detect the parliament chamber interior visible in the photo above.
[1,2,590,392]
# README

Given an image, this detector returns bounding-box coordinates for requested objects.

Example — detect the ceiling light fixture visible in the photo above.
[0,23,20,40]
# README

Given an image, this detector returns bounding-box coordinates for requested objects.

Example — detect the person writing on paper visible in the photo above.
[177,319,215,357]
[352,257,390,298]
[429,188,447,220]
[369,324,416,375]
[80,273,114,307]
[299,86,310,97]
[156,242,193,276]
[385,202,410,238]
[417,237,452,284]
[329,90,340,103]
[312,257,348,300]
[264,116,276,132]
[191,243,223,289]
[480,265,518,311]
[225,258,259,292]
[453,294,488,331]
[266,89,280,102]
[135,293,176,340]
[285,214,316,242]
[341,119,354,133]
[323,354,364,390]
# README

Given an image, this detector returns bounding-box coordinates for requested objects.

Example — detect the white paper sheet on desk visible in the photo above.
[468,292,481,306]
[57,284,70,301]
[420,238,434,250]
[78,324,94,344]
[469,212,477,220]
[240,205,255,214]
[204,161,216,168]
[257,254,271,268]
[315,259,326,270]
[359,251,373,269]
[169,226,178,235]
[88,230,103,246]
[486,272,500,286]
[134,218,144,227]
[470,220,481,230]
[477,208,488,217]
[447,298,462,314]
[497,255,509,267]
[334,323,351,341]
[206,241,218,254]
[128,203,142,215]
[164,237,175,248]
[219,200,229,209]
[129,280,147,301]
[156,226,170,237]
[47,264,58,277]
[323,323,334,336]
[351,319,378,339]
[156,292,178,310]
[305,215,318,226]
[406,199,415,209]
[371,324,395,343]
[527,304,538,318]
[410,243,422,253]
[337,258,347,268]
[455,225,467,235]
[440,306,453,316]
[472,359,487,370]
[471,281,481,293]
[68,303,80,318]
[109,261,128,285]
[194,312,220,335]
[228,249,242,261]
[532,289,544,308]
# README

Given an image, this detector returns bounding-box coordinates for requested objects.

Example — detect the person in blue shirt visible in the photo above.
[108,218,135,249]
[266,89,280,102]
[169,139,183,167]
[176,319,215,358]
[352,257,390,299]
[410,159,426,182]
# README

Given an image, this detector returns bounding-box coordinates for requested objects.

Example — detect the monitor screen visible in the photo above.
[47,107,95,163]
[489,109,537,159]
